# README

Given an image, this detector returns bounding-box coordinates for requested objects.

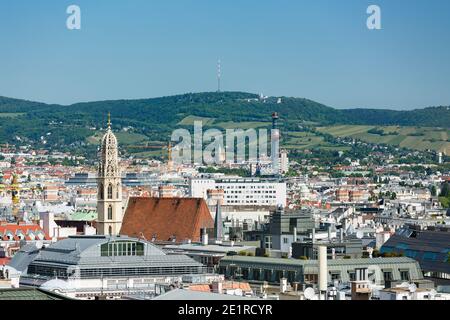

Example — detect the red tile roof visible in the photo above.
[0,223,49,240]
[222,282,252,292]
[188,284,211,292]
[120,197,214,243]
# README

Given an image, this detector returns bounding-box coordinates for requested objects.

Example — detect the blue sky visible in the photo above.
[0,0,449,109]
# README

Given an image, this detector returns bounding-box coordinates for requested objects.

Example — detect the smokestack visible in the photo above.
[318,245,328,300]
[271,112,279,129]
[271,112,280,174]
[214,199,223,243]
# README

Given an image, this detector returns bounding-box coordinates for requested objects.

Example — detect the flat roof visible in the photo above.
[152,288,258,300]
[164,243,255,253]
[220,256,420,267]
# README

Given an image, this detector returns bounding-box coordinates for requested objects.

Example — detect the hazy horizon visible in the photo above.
[1,0,449,109]
[1,90,449,112]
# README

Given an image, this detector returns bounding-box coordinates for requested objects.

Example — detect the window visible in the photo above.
[400,270,410,281]
[116,183,120,198]
[108,206,113,220]
[100,241,145,257]
[108,226,112,236]
[331,273,340,281]
[264,236,272,249]
[349,272,356,281]
[108,184,113,199]
[383,271,393,281]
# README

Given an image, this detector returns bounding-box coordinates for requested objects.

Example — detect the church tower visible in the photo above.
[97,113,123,235]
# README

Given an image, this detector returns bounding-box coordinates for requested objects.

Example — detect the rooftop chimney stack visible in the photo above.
[318,245,328,300]
[201,228,208,246]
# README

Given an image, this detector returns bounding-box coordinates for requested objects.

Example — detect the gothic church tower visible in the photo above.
[97,114,123,235]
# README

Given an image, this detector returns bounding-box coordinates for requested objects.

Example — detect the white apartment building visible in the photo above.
[189,177,286,207]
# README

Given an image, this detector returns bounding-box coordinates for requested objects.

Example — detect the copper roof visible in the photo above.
[120,197,214,243]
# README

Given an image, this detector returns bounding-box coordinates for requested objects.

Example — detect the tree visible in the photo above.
[431,185,437,197]
[440,183,450,197]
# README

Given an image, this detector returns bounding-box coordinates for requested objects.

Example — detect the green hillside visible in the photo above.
[318,125,450,154]
[0,92,449,158]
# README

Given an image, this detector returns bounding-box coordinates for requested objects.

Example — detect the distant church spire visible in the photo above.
[97,113,123,236]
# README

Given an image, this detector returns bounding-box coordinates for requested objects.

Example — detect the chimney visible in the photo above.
[318,245,328,300]
[293,227,297,242]
[201,228,208,246]
[312,228,315,244]
[280,278,287,293]
[214,195,223,243]
[340,228,344,242]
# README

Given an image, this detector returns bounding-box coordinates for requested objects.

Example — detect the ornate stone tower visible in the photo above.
[97,113,123,235]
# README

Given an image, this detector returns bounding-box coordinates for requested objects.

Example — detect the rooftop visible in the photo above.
[0,288,69,300]
[121,197,214,243]
[152,288,258,300]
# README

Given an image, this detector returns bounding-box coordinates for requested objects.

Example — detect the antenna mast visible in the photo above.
[217,59,221,92]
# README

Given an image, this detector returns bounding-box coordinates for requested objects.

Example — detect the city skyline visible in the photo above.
[0,0,449,109]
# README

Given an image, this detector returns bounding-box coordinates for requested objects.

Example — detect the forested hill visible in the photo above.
[0,92,449,153]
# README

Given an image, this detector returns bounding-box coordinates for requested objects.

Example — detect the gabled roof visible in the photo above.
[0,224,48,240]
[121,197,214,243]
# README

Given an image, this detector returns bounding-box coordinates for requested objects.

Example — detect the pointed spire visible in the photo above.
[107,112,111,128]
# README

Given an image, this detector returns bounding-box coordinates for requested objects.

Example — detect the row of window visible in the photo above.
[79,266,208,278]
[383,247,447,262]
[222,266,411,283]
[28,265,209,279]
[220,185,276,190]
[100,241,145,257]
[226,190,276,194]
[227,200,275,204]
[226,195,276,199]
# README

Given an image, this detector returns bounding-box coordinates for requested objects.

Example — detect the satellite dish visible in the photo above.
[303,287,315,300]
[356,231,364,239]
[408,283,417,293]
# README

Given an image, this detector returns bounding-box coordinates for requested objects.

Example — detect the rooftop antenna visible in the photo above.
[217,59,221,92]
